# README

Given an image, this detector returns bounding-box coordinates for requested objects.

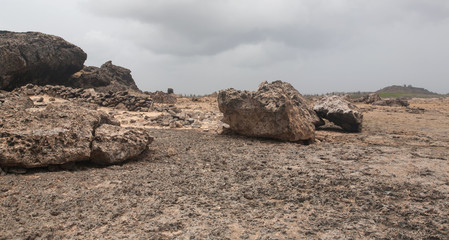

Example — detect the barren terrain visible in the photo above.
[1,97,448,239]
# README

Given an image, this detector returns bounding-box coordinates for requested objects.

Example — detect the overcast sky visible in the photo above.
[2,0,449,94]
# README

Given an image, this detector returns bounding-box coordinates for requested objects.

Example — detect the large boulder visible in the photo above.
[0,31,87,91]
[0,94,152,168]
[91,124,153,165]
[69,61,140,93]
[313,95,363,132]
[218,81,323,142]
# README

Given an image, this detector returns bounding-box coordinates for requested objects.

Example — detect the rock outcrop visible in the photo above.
[313,95,363,132]
[218,81,323,142]
[69,61,140,93]
[0,31,87,91]
[0,93,152,168]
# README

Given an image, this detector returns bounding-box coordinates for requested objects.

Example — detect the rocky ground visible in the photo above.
[1,96,448,239]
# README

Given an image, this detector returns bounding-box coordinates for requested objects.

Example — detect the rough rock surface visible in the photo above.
[0,31,86,91]
[91,124,153,165]
[0,94,152,168]
[147,91,177,104]
[14,84,153,112]
[373,98,410,107]
[355,93,382,104]
[218,81,322,142]
[314,95,363,132]
[70,61,140,93]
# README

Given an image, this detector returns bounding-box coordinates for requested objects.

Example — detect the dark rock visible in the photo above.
[218,80,322,142]
[69,61,140,93]
[313,95,363,132]
[0,31,87,91]
[373,98,409,107]
[355,93,382,104]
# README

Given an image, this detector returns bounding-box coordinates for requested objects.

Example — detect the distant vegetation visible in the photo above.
[376,85,439,98]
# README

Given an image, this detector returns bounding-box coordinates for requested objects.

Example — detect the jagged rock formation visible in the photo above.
[0,31,87,91]
[218,81,323,142]
[0,93,152,168]
[313,95,363,132]
[69,61,140,93]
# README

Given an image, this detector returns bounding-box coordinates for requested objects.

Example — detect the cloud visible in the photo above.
[3,0,448,94]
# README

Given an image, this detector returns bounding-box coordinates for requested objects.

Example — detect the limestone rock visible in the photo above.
[0,31,87,91]
[69,61,140,93]
[91,124,153,165]
[0,102,113,168]
[313,95,363,132]
[218,80,322,142]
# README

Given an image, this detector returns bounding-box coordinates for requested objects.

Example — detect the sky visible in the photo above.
[1,0,449,95]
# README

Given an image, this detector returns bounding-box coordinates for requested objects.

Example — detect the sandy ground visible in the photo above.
[0,97,448,239]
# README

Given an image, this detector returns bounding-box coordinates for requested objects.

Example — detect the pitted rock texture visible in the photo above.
[218,81,322,142]
[313,95,363,132]
[91,124,153,165]
[14,84,153,112]
[0,95,152,168]
[0,31,86,91]
[69,61,140,93]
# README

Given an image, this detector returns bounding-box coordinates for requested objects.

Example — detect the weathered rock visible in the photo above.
[13,84,153,112]
[149,91,177,104]
[313,95,363,132]
[90,124,153,165]
[218,81,322,142]
[373,98,409,107]
[356,93,382,104]
[0,102,114,168]
[69,61,140,93]
[0,31,87,91]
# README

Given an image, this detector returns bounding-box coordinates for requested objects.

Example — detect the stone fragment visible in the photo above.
[90,124,153,165]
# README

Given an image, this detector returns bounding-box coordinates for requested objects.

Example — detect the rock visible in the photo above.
[69,61,140,93]
[373,98,409,107]
[90,124,153,165]
[356,93,382,104]
[149,91,177,104]
[313,95,363,132]
[0,31,87,91]
[0,91,34,110]
[167,88,174,94]
[0,97,122,168]
[218,81,322,142]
